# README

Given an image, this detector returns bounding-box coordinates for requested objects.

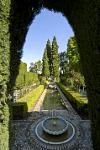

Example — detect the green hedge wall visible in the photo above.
[0,0,11,150]
[15,62,39,89]
[10,102,28,120]
[8,0,41,94]
[0,105,9,150]
[57,83,88,114]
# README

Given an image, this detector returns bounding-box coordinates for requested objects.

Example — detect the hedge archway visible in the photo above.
[0,0,100,149]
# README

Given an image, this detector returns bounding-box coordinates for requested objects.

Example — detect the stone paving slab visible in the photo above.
[10,111,93,150]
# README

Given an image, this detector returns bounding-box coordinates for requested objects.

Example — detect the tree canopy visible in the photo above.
[42,37,59,81]
[42,48,50,78]
[29,60,42,74]
[60,36,85,87]
[52,36,59,81]
[46,39,53,75]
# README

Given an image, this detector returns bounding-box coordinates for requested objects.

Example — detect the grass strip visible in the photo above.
[17,85,44,111]
[57,83,88,113]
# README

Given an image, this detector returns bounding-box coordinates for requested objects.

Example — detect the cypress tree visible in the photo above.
[42,48,50,79]
[52,36,59,81]
[46,39,53,75]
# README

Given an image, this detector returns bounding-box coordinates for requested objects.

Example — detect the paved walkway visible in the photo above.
[31,88,48,112]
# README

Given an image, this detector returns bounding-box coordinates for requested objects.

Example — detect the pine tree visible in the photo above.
[46,39,53,75]
[52,36,60,81]
[42,48,50,79]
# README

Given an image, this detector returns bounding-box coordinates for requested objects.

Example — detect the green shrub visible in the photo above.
[57,83,88,113]
[10,102,28,120]
[0,104,9,150]
[17,85,44,111]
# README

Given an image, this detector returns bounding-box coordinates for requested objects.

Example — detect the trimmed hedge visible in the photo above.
[10,102,28,120]
[0,0,10,149]
[57,83,88,113]
[0,104,9,150]
[17,85,44,111]
[15,62,39,89]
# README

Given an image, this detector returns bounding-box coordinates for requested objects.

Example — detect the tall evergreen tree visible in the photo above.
[46,39,53,75]
[52,36,59,81]
[42,48,50,78]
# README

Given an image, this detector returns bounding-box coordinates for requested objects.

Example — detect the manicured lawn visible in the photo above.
[17,85,44,111]
[57,83,88,115]
[42,89,66,110]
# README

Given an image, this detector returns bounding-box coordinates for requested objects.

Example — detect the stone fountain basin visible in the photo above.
[42,116,68,135]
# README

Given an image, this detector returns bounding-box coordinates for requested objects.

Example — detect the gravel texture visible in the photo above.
[10,111,93,150]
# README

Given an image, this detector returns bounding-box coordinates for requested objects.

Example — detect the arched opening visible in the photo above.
[0,0,100,149]
[22,8,74,69]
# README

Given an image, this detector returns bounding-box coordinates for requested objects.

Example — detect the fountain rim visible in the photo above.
[42,116,69,135]
[35,118,76,145]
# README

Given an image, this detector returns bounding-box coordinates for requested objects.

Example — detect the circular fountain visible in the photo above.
[34,116,75,145]
[42,116,68,135]
[28,116,77,149]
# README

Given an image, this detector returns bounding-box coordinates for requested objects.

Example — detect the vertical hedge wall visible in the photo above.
[0,0,11,149]
[8,0,41,93]
[15,62,39,88]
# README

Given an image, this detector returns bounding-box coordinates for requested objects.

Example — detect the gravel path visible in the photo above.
[10,111,93,150]
[30,88,48,112]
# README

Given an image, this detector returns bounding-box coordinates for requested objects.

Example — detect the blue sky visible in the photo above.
[21,9,74,68]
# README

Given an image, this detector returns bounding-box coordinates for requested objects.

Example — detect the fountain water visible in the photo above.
[42,116,68,135]
[35,116,75,145]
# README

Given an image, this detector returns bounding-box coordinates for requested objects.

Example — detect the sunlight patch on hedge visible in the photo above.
[57,83,88,111]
